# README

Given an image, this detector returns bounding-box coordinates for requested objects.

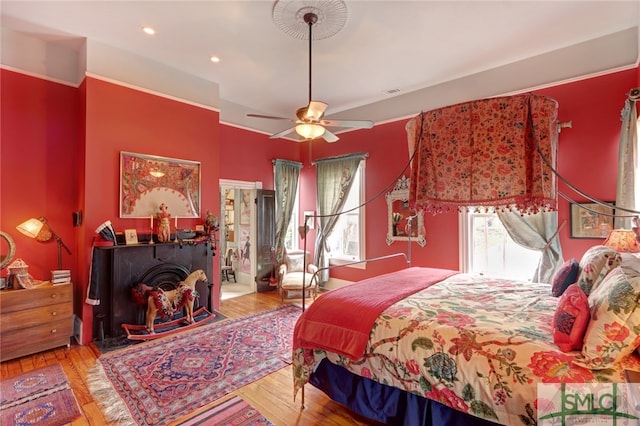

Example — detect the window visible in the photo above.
[283,189,299,251]
[460,210,540,281]
[327,161,366,264]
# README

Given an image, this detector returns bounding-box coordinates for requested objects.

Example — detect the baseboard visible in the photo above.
[321,277,352,291]
[72,314,83,345]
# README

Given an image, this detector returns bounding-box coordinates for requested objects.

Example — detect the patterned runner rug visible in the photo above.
[0,364,82,426]
[88,304,301,425]
[173,395,273,426]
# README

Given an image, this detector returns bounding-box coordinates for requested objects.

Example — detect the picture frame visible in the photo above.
[124,229,139,245]
[119,152,201,218]
[303,211,315,229]
[570,202,615,239]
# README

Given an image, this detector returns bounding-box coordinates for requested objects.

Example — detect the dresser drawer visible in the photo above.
[0,283,74,362]
[0,302,73,333]
[1,318,73,361]
[0,284,72,313]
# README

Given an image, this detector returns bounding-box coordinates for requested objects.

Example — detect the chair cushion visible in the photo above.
[281,272,316,289]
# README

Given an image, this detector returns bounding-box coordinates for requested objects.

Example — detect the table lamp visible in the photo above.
[603,229,639,253]
[16,216,71,269]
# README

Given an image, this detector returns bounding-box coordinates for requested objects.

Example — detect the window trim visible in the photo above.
[328,160,366,269]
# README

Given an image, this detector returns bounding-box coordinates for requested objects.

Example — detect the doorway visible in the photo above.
[219,179,261,300]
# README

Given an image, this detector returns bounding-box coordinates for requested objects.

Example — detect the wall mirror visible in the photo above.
[386,176,426,247]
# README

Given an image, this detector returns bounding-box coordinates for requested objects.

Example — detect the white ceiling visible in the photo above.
[1,1,638,138]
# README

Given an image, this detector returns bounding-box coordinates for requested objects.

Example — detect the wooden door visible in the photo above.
[255,189,276,292]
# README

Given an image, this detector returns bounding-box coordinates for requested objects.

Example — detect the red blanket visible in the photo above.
[293,267,458,360]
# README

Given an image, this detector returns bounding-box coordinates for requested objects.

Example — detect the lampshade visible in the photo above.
[16,217,52,242]
[296,123,325,139]
[603,229,639,253]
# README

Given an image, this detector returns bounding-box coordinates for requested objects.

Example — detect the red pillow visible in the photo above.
[552,284,590,352]
[551,258,579,297]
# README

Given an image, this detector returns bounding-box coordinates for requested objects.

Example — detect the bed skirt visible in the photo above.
[309,359,501,426]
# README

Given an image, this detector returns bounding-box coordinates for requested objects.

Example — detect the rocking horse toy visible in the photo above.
[127,269,213,339]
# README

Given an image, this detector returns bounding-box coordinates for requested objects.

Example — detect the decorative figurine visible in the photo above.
[204,209,219,242]
[157,203,171,243]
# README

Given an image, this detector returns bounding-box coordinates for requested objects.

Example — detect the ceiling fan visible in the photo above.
[247,11,374,143]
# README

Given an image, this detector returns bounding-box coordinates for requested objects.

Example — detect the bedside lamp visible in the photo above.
[16,217,71,269]
[603,229,640,253]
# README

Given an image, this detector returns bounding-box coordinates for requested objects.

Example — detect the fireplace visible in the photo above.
[91,242,213,339]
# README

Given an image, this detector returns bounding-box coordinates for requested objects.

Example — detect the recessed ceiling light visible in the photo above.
[210,56,221,63]
[142,26,156,35]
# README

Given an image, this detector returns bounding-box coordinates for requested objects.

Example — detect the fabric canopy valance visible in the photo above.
[407,93,558,214]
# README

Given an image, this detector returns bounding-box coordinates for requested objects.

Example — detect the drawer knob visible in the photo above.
[51,329,57,334]
[51,311,57,316]
[50,294,57,299]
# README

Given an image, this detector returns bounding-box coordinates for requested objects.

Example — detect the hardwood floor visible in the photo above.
[0,290,383,425]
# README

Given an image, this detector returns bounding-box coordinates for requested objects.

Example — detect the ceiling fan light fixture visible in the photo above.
[296,123,325,140]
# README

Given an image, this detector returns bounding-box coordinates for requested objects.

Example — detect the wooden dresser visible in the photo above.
[0,283,73,362]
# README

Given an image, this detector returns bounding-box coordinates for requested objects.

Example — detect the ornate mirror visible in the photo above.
[0,231,16,269]
[386,176,426,247]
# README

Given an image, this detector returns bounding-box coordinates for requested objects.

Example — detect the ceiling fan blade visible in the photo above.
[306,101,328,121]
[322,129,340,143]
[247,113,292,121]
[321,119,375,129]
[269,126,296,140]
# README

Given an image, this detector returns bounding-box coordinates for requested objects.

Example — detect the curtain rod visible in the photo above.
[271,159,303,167]
[311,152,369,166]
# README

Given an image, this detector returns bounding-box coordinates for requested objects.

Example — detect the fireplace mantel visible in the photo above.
[91,242,214,339]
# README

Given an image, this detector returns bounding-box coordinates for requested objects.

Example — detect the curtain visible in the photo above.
[314,153,365,283]
[274,159,302,265]
[497,210,563,283]
[408,93,558,214]
[614,95,638,229]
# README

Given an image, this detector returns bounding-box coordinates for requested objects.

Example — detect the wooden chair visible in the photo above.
[221,248,236,282]
[278,250,318,302]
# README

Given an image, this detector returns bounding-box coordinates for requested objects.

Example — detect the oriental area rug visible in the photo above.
[0,364,82,426]
[88,304,301,425]
[173,395,273,426]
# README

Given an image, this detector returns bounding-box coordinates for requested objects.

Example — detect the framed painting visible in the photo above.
[570,202,615,239]
[120,152,201,218]
[124,229,138,245]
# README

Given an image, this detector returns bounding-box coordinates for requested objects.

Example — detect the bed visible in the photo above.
[292,247,640,425]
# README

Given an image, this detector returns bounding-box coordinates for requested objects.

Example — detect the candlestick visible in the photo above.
[149,215,155,244]
[174,216,179,242]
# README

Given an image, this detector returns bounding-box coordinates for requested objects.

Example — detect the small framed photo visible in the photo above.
[570,202,615,239]
[303,211,315,229]
[124,229,139,245]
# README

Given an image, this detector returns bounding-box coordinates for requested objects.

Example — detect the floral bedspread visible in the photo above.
[292,273,640,425]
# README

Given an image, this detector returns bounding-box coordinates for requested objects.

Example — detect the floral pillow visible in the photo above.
[576,245,621,296]
[574,267,640,369]
[552,284,590,352]
[551,258,580,297]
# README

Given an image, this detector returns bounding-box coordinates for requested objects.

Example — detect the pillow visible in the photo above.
[552,284,590,352]
[286,253,305,273]
[576,245,622,296]
[620,252,640,276]
[551,258,580,297]
[574,267,640,369]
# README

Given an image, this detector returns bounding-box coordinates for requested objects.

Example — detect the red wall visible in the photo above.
[1,66,637,343]
[1,70,80,289]
[218,125,303,185]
